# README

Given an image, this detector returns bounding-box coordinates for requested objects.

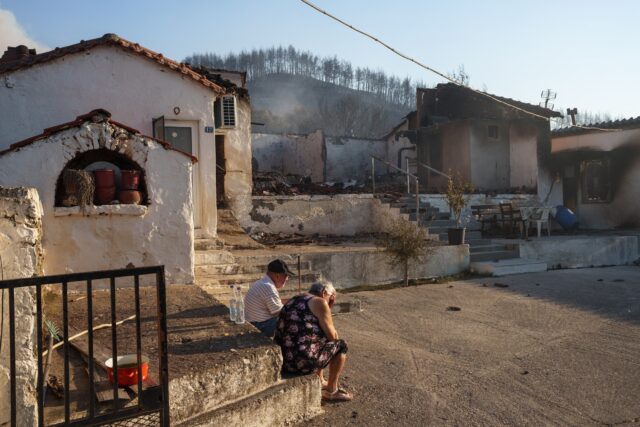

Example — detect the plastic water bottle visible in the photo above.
[235,286,245,324]
[229,285,237,322]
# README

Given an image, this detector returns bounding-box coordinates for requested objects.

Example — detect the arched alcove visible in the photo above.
[54,148,148,207]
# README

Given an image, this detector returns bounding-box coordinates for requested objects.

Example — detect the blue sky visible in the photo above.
[1,0,639,119]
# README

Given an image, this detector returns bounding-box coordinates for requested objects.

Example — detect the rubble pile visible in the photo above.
[252,171,406,196]
[250,231,380,246]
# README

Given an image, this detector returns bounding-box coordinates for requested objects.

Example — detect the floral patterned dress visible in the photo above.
[275,294,348,374]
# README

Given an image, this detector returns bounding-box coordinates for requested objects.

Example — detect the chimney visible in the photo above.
[0,45,37,63]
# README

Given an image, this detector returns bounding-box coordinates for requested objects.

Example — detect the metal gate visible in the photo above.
[0,266,170,426]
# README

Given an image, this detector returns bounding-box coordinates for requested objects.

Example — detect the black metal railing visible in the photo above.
[0,266,170,426]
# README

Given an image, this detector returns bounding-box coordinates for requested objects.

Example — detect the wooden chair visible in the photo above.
[499,202,525,238]
[471,204,500,237]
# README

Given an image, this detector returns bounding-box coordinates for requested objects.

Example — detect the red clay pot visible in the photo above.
[118,190,142,205]
[95,186,115,205]
[93,169,115,188]
[121,170,140,190]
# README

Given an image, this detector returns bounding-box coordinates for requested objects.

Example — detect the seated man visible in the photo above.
[244,259,294,337]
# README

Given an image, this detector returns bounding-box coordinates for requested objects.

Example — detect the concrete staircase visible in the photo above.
[195,249,324,305]
[168,286,322,426]
[195,208,264,251]
[378,195,520,263]
[378,195,551,276]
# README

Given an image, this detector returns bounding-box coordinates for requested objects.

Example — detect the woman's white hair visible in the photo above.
[308,281,336,296]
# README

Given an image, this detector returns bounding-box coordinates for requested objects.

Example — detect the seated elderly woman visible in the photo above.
[274,282,352,402]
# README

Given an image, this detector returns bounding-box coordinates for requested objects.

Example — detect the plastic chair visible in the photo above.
[524,207,550,238]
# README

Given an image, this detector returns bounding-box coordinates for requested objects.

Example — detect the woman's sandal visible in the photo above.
[321,388,353,402]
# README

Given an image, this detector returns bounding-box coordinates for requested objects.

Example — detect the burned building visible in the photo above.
[551,117,640,229]
[412,83,561,192]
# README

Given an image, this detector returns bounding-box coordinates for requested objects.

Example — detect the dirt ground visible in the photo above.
[308,266,640,426]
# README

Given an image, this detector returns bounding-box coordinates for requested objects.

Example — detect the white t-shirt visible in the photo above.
[244,275,283,322]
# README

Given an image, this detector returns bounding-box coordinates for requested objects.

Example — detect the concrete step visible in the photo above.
[470,258,548,276]
[469,244,514,253]
[390,201,431,209]
[224,252,301,267]
[195,238,225,251]
[196,261,312,276]
[161,286,295,425]
[436,230,483,241]
[469,250,520,263]
[178,374,322,427]
[420,219,457,227]
[409,212,448,221]
[195,250,235,266]
[400,206,437,214]
[466,239,497,246]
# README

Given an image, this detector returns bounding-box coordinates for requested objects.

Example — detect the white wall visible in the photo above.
[325,136,386,183]
[0,187,43,426]
[509,123,538,189]
[469,121,510,190]
[0,122,195,283]
[306,245,469,288]
[220,97,254,226]
[252,131,324,182]
[0,46,224,237]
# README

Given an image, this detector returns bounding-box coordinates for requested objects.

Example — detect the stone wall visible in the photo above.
[245,195,379,236]
[0,186,43,426]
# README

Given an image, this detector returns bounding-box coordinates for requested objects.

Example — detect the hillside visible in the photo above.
[249,74,412,138]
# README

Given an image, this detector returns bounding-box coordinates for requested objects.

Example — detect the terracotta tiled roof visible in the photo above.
[189,66,249,97]
[0,34,225,95]
[0,109,198,163]
[552,116,640,137]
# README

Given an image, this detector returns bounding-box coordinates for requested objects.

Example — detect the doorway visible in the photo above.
[562,163,578,213]
[215,135,226,207]
[164,121,202,228]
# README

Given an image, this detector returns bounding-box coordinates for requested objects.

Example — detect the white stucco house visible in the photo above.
[0,34,253,240]
[0,110,196,283]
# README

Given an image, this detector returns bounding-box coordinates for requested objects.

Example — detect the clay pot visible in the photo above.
[95,186,115,205]
[121,170,140,190]
[118,190,142,205]
[94,169,115,188]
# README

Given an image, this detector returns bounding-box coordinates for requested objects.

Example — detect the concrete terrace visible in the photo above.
[307,266,640,426]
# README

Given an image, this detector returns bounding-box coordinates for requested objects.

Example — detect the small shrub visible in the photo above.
[445,171,473,227]
[377,216,436,286]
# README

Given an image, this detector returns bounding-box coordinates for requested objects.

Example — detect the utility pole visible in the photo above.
[539,89,557,110]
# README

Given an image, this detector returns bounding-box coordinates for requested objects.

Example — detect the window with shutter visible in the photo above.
[222,96,236,128]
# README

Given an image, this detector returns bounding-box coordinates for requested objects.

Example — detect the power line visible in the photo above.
[299,0,620,132]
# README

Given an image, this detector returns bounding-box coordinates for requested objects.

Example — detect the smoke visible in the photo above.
[0,7,49,54]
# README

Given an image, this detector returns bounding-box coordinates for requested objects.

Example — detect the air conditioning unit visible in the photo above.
[215,95,236,129]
